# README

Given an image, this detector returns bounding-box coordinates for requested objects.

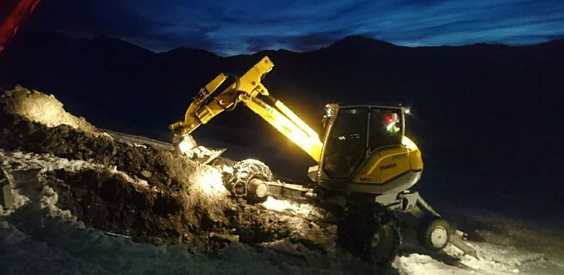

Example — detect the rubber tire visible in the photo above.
[337,202,401,265]
[369,222,401,265]
[232,159,273,203]
[419,218,450,251]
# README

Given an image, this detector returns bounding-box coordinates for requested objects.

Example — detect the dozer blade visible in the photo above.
[450,230,479,259]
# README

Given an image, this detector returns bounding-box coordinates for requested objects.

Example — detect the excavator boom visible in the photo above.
[170,56,322,161]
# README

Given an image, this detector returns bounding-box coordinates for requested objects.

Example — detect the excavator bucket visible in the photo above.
[172,133,226,165]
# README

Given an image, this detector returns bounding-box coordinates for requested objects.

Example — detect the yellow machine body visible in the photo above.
[315,104,423,195]
[355,137,423,184]
[171,56,423,195]
[170,56,322,161]
[342,136,423,194]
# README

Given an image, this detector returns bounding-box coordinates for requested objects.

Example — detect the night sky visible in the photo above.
[24,0,564,55]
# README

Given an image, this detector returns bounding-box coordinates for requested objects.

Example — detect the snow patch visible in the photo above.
[1,149,155,191]
[0,150,158,220]
[1,179,30,214]
[261,196,318,218]
[395,254,462,275]
[395,240,552,274]
[108,165,151,190]
[1,150,103,173]
[39,185,75,221]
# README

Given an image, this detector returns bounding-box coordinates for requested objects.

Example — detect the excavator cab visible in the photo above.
[321,105,404,180]
[316,104,423,200]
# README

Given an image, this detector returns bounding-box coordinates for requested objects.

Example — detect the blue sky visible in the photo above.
[29,0,564,55]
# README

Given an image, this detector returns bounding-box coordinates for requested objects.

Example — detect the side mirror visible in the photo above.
[322,115,329,128]
[322,103,339,129]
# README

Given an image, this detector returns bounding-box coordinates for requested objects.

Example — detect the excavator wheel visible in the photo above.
[418,217,451,251]
[232,159,273,203]
[368,218,401,265]
[337,198,401,265]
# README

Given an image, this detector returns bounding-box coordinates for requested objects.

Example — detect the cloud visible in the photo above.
[24,0,564,54]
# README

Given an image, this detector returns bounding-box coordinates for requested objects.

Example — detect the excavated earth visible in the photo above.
[0,86,335,254]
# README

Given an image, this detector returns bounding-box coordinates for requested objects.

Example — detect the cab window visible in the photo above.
[369,109,402,151]
[323,108,368,178]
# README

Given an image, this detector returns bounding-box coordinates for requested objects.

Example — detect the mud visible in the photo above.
[0,86,331,252]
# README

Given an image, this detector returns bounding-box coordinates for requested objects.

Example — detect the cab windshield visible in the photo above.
[323,107,368,178]
[322,107,404,179]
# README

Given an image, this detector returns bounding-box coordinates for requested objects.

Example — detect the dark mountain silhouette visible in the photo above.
[1,31,563,221]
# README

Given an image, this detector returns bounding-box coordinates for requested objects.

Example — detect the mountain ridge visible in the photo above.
[6,31,561,57]
[0,30,562,192]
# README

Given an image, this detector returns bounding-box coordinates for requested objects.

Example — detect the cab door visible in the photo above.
[322,107,369,179]
[355,108,411,184]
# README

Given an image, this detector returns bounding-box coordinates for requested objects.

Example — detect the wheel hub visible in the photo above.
[371,232,381,247]
[430,226,448,248]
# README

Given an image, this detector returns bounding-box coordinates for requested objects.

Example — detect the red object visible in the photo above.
[384,113,397,124]
[0,0,40,54]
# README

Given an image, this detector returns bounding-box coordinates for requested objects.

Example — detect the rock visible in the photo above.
[140,170,152,178]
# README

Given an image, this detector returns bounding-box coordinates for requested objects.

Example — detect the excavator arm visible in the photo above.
[170,56,322,162]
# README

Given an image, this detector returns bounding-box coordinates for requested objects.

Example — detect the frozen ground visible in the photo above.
[1,150,563,275]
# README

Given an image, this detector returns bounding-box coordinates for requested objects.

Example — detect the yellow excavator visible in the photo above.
[0,1,471,265]
[170,56,475,264]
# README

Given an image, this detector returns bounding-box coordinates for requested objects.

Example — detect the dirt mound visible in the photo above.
[0,85,331,252]
[1,85,96,132]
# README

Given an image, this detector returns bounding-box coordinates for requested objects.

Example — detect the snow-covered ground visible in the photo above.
[1,150,563,275]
